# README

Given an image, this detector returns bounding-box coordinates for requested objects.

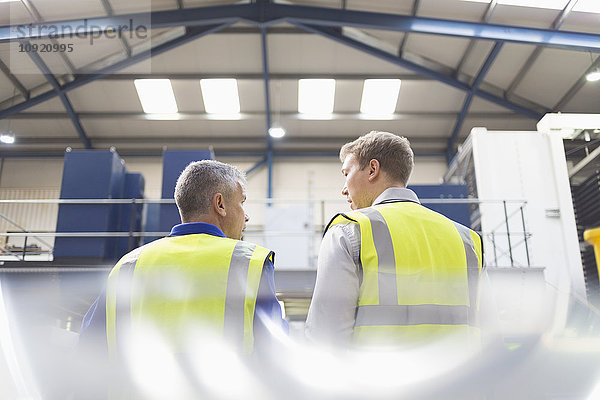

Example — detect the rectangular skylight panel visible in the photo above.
[134,79,178,114]
[499,0,567,9]
[574,0,600,13]
[200,79,241,114]
[464,0,600,13]
[298,79,336,115]
[360,79,401,115]
[461,0,568,10]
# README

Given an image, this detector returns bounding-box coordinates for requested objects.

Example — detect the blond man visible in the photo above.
[306,131,483,347]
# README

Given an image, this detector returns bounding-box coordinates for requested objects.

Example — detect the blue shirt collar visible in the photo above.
[169,222,226,238]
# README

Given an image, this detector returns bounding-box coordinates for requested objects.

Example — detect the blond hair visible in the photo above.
[340,131,414,186]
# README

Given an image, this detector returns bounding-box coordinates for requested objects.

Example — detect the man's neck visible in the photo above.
[369,184,406,206]
[183,214,222,230]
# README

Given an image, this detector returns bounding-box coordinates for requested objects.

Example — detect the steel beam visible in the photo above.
[1,3,600,52]
[0,4,254,42]
[260,26,274,199]
[505,46,543,96]
[0,150,446,159]
[472,42,503,89]
[274,4,600,52]
[100,73,430,81]
[99,0,132,57]
[296,23,472,91]
[0,27,183,109]
[251,151,445,158]
[569,144,600,178]
[10,111,530,120]
[0,58,29,100]
[0,23,234,120]
[293,22,542,120]
[446,93,473,163]
[217,26,308,34]
[397,0,420,55]
[8,135,453,144]
[446,41,505,162]
[505,0,578,98]
[26,47,92,149]
[19,0,76,75]
[245,157,267,176]
[455,0,498,77]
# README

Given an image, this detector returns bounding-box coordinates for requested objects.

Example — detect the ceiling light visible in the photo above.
[134,79,178,114]
[200,79,240,114]
[0,133,15,144]
[268,126,286,138]
[298,79,336,115]
[586,69,600,82]
[360,79,401,115]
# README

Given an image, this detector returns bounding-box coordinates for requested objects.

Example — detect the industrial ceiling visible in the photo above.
[0,0,599,163]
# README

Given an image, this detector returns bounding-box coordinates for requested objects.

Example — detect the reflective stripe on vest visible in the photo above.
[106,234,271,356]
[452,220,483,323]
[327,202,482,343]
[355,304,470,327]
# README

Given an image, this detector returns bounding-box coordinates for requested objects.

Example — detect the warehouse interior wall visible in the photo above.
[0,156,447,244]
[0,158,64,189]
[0,155,447,198]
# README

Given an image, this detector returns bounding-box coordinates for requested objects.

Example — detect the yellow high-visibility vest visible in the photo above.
[106,234,272,355]
[326,201,483,346]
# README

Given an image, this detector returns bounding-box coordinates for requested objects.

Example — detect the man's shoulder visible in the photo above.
[236,238,272,253]
[111,242,148,271]
[324,214,361,244]
[202,236,273,261]
[325,211,361,232]
[124,235,273,258]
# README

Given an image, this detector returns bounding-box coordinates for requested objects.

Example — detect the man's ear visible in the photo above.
[367,159,381,182]
[213,192,226,217]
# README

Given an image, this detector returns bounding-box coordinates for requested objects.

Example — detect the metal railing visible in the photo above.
[0,197,531,267]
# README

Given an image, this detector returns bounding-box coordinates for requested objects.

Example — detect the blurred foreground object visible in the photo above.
[585,227,600,279]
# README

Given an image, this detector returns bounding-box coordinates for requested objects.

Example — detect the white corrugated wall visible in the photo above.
[0,189,60,251]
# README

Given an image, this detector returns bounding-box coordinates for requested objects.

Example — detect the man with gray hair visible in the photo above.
[306,131,483,348]
[78,160,286,395]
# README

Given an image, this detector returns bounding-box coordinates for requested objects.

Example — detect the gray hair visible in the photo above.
[340,131,414,186]
[174,160,246,221]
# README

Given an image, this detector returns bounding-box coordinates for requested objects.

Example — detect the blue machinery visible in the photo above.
[54,149,144,260]
[53,149,213,261]
[0,2,599,186]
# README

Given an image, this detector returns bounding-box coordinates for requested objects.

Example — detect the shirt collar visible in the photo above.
[372,187,421,206]
[169,222,226,238]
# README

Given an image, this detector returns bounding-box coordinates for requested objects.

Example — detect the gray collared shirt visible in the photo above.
[305,187,420,345]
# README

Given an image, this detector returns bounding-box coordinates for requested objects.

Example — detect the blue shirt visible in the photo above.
[79,222,287,352]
